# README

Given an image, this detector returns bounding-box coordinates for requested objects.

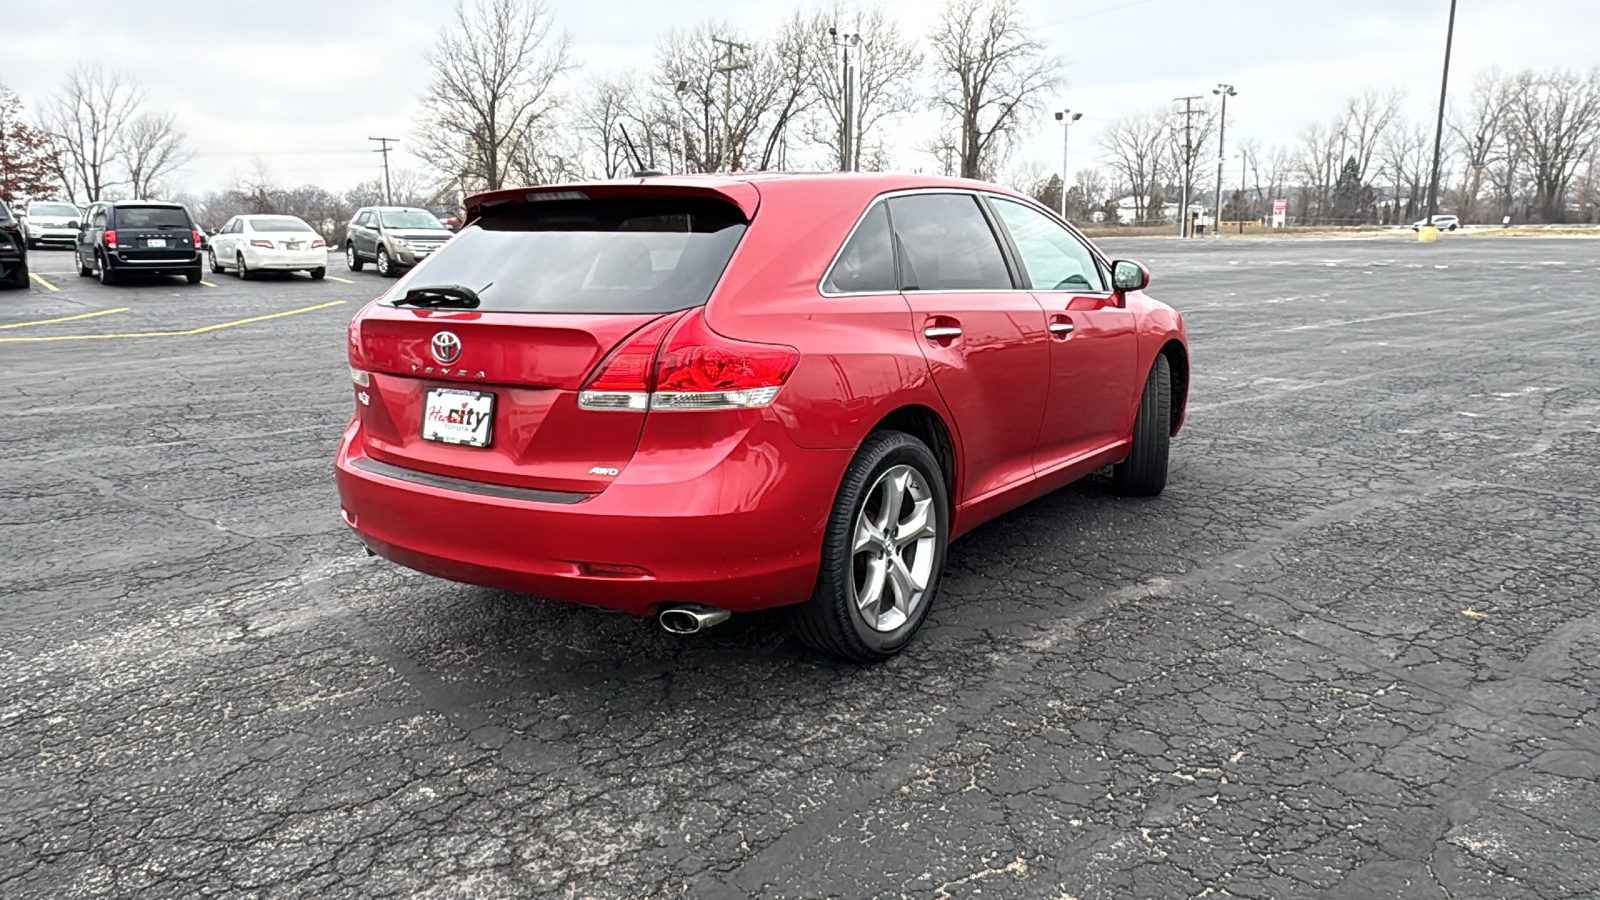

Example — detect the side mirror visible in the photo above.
[1112,259,1149,293]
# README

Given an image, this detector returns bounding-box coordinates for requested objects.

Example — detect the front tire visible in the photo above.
[376,248,395,278]
[78,254,93,277]
[209,249,223,273]
[345,244,363,272]
[1112,353,1172,496]
[789,431,949,662]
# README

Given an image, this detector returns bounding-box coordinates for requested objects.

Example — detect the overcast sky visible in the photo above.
[4,0,1598,196]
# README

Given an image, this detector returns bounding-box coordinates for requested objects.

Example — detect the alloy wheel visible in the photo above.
[849,464,939,632]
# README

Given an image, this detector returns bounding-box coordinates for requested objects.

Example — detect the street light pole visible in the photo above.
[1173,96,1204,236]
[1211,84,1236,238]
[674,80,692,174]
[1053,109,1083,219]
[830,27,862,171]
[1425,0,1458,225]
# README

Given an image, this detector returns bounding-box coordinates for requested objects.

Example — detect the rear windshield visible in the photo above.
[386,198,748,314]
[249,216,315,233]
[115,206,191,228]
[30,203,80,217]
[380,210,445,229]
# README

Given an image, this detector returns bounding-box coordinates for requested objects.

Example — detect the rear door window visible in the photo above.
[886,193,1014,291]
[822,202,897,294]
[388,197,748,314]
[115,206,190,228]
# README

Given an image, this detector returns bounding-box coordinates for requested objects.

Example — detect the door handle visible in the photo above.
[1048,322,1075,335]
[923,326,963,341]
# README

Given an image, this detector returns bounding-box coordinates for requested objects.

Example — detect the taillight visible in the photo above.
[250,239,274,249]
[311,238,326,249]
[104,230,117,249]
[577,315,679,411]
[578,309,795,412]
[652,310,796,410]
[191,230,201,247]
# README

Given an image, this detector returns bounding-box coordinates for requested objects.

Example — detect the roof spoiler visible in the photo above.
[463,181,761,227]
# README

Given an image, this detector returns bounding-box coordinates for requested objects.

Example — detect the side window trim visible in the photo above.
[972,193,1027,291]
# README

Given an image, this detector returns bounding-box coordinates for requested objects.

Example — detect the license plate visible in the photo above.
[147,238,167,248]
[421,388,495,448]
[286,242,303,250]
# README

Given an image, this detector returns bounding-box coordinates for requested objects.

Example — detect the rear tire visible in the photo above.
[789,431,949,662]
[1112,353,1172,497]
[236,253,251,280]
[97,255,117,285]
[345,244,363,272]
[309,267,326,281]
[3,263,27,289]
[185,267,203,285]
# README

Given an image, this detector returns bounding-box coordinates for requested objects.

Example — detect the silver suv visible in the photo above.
[344,206,453,277]
[21,200,84,249]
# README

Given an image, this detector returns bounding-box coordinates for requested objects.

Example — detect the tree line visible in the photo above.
[3,0,1598,231]
[1071,68,1600,227]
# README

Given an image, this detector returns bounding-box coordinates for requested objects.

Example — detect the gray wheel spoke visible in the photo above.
[875,471,906,532]
[855,557,887,615]
[894,498,935,547]
[853,519,884,554]
[886,553,917,612]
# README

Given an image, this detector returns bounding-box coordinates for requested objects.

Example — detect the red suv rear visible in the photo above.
[335,174,1188,660]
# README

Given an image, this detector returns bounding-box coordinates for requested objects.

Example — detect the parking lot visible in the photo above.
[3,235,1598,898]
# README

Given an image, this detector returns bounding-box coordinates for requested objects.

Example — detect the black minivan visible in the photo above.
[0,199,27,289]
[75,200,203,285]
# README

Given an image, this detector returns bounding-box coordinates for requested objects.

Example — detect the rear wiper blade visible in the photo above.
[392,283,488,309]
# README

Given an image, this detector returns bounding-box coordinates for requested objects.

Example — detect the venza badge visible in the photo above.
[431,331,462,365]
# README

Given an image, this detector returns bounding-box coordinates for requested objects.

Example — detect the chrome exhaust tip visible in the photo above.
[659,604,731,635]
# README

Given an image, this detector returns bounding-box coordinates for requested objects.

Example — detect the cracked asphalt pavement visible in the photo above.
[2,236,1598,898]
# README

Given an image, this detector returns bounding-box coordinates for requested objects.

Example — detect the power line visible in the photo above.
[1173,95,1204,237]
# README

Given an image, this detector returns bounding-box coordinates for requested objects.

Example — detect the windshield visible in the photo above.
[116,206,191,228]
[29,203,80,218]
[380,210,445,230]
[249,216,315,233]
[386,198,748,314]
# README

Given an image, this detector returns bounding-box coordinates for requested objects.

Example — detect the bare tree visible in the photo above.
[1341,88,1404,185]
[575,74,636,178]
[42,66,143,202]
[413,0,572,193]
[1378,122,1431,222]
[812,4,922,171]
[120,112,193,199]
[1099,110,1167,221]
[1504,67,1600,222]
[929,0,1060,180]
[1446,69,1510,222]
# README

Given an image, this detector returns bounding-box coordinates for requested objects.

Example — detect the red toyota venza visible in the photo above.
[335,173,1188,661]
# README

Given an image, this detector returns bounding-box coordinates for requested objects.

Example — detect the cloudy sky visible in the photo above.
[3,0,1597,195]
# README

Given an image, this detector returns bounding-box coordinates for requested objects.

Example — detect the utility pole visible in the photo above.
[829,28,862,172]
[1211,85,1236,237]
[1173,96,1204,237]
[710,36,751,172]
[1425,0,1458,226]
[1054,109,1083,219]
[369,137,399,205]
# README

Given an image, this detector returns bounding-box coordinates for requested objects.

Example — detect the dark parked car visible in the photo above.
[75,200,204,285]
[344,206,453,278]
[0,200,28,289]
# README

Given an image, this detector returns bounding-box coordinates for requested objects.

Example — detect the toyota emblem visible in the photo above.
[431,331,462,365]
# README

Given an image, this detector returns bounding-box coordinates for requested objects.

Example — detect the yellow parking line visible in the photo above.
[326,276,355,284]
[199,281,218,288]
[28,272,60,292]
[0,300,347,343]
[0,307,131,330]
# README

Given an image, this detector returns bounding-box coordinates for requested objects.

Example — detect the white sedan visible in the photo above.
[208,215,328,280]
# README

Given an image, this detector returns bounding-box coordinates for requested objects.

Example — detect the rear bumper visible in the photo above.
[109,251,200,273]
[244,247,328,270]
[334,416,847,616]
